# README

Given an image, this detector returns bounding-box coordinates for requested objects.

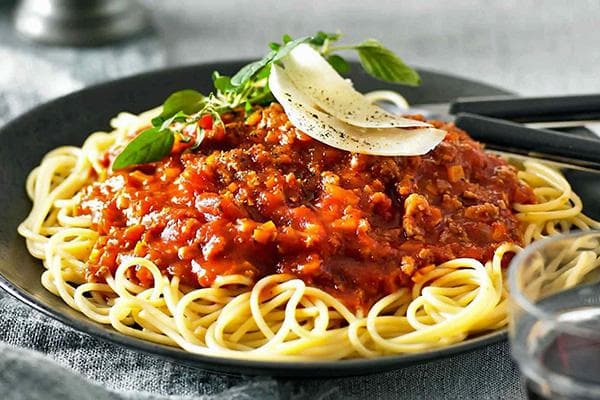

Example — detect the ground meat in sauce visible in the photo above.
[78,103,537,312]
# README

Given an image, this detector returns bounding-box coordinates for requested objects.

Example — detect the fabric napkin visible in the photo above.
[0,290,526,400]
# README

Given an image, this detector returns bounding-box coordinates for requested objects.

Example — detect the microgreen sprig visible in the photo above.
[112,31,421,170]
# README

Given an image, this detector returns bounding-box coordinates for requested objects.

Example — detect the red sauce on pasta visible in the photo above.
[78,104,536,311]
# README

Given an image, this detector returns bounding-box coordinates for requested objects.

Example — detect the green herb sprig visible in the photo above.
[112,31,421,170]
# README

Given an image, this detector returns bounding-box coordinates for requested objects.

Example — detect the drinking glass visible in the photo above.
[509,231,600,400]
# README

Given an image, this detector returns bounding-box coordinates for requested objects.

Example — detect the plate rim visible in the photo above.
[0,271,507,376]
[0,61,511,377]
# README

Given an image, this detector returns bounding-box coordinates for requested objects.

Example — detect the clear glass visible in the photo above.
[509,231,600,400]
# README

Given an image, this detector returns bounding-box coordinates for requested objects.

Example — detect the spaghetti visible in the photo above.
[18,106,600,361]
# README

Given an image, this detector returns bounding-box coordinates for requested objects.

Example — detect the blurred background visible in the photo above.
[1,0,599,128]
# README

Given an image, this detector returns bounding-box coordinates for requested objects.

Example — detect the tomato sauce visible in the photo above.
[78,104,536,312]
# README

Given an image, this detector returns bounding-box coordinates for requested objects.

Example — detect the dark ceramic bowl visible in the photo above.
[2,62,595,377]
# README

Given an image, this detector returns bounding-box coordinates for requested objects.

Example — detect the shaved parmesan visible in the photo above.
[281,44,429,129]
[364,90,410,113]
[269,65,445,156]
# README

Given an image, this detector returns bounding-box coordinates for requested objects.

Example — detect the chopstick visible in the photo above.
[450,94,600,123]
[454,113,600,167]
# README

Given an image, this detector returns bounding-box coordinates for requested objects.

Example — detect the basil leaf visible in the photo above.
[244,101,252,116]
[232,36,310,88]
[282,34,292,44]
[112,128,174,170]
[309,31,340,46]
[252,93,275,106]
[213,75,234,92]
[271,36,310,62]
[326,54,350,74]
[159,89,206,119]
[254,64,271,80]
[151,116,164,127]
[355,39,421,86]
[231,51,276,87]
[212,71,235,92]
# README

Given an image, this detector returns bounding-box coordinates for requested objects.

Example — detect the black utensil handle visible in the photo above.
[450,94,600,122]
[454,113,600,165]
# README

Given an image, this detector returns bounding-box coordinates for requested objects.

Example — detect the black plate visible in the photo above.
[0,61,554,377]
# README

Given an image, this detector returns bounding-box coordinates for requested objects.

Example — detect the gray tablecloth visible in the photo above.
[2,1,599,399]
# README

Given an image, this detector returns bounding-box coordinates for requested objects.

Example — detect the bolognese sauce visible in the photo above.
[78,103,536,311]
